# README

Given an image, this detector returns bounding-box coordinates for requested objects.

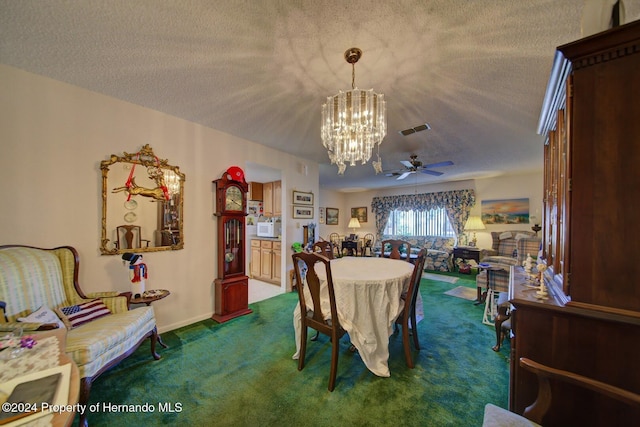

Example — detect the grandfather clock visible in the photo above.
[212,168,252,323]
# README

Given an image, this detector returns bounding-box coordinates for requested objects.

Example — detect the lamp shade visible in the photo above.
[464,216,485,231]
[348,217,361,229]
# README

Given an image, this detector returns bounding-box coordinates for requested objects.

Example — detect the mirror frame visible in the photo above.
[100,144,185,255]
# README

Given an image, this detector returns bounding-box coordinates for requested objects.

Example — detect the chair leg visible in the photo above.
[492,306,510,352]
[298,326,307,371]
[328,333,340,391]
[410,308,420,351]
[78,378,93,427]
[402,323,414,369]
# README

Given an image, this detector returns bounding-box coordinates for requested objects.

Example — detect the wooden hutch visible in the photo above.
[509,20,640,425]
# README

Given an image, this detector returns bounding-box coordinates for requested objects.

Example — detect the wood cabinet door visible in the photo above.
[263,182,273,216]
[273,180,282,216]
[250,245,261,278]
[272,243,281,281]
[249,182,263,201]
[260,247,273,278]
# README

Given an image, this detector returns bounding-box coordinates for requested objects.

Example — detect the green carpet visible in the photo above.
[74,272,510,426]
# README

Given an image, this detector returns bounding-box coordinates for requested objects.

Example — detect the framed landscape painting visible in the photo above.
[351,207,367,223]
[326,208,339,225]
[481,198,529,224]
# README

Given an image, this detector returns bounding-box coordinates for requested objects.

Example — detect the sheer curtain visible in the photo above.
[370,189,476,241]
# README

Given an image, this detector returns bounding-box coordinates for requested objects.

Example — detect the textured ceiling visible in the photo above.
[1,1,632,191]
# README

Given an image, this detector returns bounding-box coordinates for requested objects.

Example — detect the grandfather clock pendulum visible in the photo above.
[212,167,252,323]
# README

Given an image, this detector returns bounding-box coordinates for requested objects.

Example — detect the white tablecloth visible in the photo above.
[292,257,415,377]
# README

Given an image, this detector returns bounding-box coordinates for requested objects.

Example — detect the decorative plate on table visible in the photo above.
[124,199,138,210]
[124,212,137,223]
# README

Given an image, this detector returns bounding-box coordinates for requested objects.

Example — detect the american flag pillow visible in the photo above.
[56,299,112,329]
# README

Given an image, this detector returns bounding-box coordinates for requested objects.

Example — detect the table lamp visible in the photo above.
[348,217,361,239]
[464,216,485,246]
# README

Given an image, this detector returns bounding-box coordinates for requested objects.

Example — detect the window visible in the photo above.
[383,208,456,238]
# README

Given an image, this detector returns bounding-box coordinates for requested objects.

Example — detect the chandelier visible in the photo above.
[321,48,386,174]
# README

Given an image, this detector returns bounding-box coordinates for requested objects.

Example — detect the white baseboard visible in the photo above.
[157,312,213,334]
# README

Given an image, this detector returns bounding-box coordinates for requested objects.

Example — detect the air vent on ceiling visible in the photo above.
[398,123,431,136]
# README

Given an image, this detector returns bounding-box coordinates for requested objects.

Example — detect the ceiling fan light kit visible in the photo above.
[321,47,387,175]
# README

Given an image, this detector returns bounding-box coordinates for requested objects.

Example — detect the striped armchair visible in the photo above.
[476,231,541,293]
[0,245,161,426]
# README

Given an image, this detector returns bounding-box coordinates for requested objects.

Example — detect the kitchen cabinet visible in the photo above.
[250,240,261,278]
[248,182,263,201]
[251,239,281,285]
[273,180,281,216]
[262,180,281,217]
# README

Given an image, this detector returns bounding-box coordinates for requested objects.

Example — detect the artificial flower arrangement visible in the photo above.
[0,332,37,353]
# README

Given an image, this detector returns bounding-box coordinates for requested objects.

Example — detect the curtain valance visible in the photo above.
[370,189,476,240]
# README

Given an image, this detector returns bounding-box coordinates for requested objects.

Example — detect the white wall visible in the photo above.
[318,173,543,250]
[0,64,319,333]
[0,64,542,332]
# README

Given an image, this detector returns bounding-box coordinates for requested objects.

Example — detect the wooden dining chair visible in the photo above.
[328,233,341,258]
[312,241,334,259]
[116,225,150,250]
[483,357,640,426]
[382,239,412,261]
[395,249,426,368]
[292,252,347,391]
[361,233,375,257]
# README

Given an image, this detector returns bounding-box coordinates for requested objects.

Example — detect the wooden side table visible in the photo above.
[452,246,481,271]
[341,240,359,256]
[130,290,170,348]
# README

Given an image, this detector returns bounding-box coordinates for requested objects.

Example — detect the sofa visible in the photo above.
[379,235,456,272]
[0,245,161,426]
[476,231,541,293]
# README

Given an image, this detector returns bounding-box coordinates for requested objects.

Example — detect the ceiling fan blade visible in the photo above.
[421,169,444,176]
[423,160,454,169]
[396,172,412,180]
[400,160,414,168]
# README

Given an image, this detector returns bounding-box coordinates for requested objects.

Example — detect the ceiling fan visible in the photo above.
[385,155,454,180]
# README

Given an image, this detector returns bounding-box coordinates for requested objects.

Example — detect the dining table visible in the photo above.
[292,256,419,377]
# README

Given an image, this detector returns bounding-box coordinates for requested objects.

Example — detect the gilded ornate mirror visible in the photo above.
[100,144,185,254]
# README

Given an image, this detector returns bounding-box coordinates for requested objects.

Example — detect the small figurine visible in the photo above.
[122,252,147,298]
[535,263,548,299]
[523,253,533,273]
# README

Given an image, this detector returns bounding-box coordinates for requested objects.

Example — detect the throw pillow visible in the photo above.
[55,299,112,329]
[18,305,66,329]
[499,232,513,240]
[514,233,530,241]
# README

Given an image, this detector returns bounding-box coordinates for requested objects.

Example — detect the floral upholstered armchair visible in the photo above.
[378,235,456,272]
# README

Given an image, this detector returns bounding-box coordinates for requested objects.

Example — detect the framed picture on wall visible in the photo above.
[351,207,367,223]
[481,198,529,224]
[326,208,339,225]
[292,205,313,219]
[292,190,313,206]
